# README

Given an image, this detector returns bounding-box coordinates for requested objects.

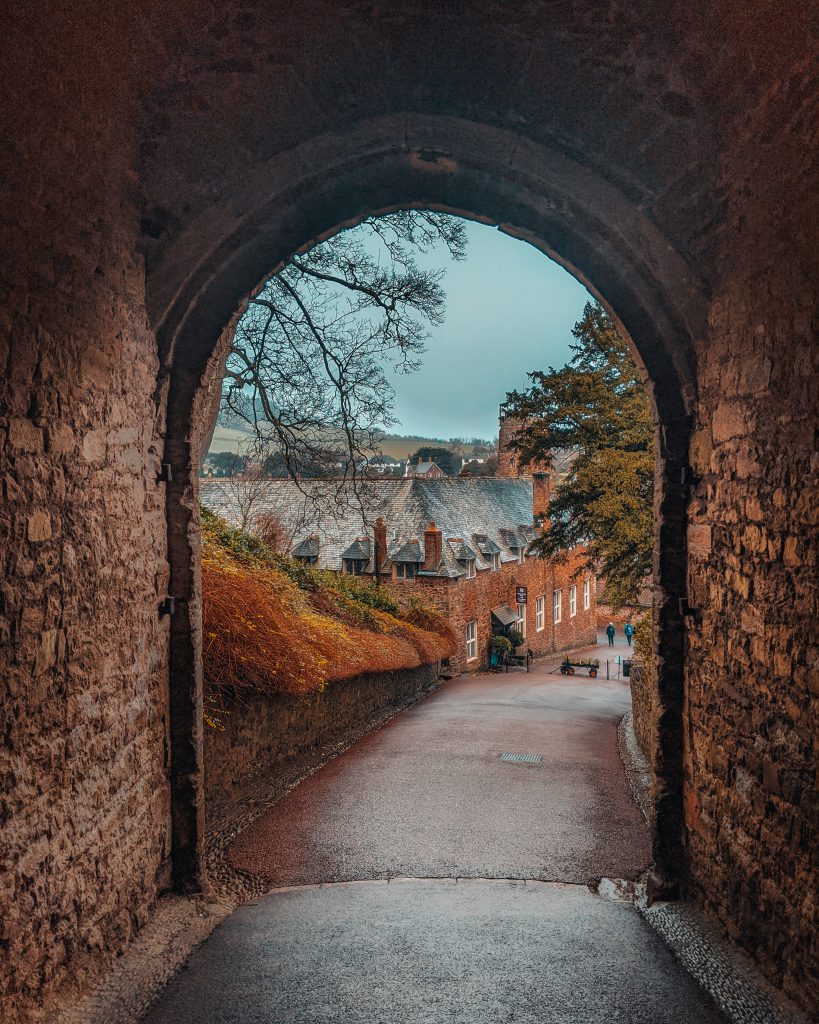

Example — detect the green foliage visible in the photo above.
[206,451,248,473]
[200,504,274,563]
[409,446,461,475]
[504,301,654,608]
[506,629,525,649]
[489,634,512,657]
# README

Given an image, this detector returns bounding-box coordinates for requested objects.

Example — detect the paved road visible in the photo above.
[230,646,650,885]
[145,880,726,1024]
[144,640,727,1023]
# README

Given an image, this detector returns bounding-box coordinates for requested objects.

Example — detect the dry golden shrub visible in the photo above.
[201,538,454,699]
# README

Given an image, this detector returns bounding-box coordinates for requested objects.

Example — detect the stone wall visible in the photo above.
[628,660,655,764]
[683,205,818,1004]
[0,13,173,1019]
[205,664,440,827]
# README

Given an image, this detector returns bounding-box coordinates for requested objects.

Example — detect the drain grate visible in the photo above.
[499,752,542,764]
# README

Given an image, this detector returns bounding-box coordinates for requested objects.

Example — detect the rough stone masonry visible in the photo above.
[0,1,816,1019]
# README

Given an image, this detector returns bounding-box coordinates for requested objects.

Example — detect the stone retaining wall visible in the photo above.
[204,664,440,826]
[629,659,655,764]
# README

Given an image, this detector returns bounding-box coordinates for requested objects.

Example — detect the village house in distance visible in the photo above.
[201,410,597,674]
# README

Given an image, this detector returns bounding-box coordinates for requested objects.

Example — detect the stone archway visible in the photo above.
[146,116,705,896]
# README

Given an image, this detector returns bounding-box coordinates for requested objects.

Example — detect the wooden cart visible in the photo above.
[559,657,599,677]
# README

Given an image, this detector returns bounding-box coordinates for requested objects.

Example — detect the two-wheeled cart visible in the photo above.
[559,657,599,677]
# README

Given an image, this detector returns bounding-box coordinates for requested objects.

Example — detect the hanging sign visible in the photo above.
[516,585,528,604]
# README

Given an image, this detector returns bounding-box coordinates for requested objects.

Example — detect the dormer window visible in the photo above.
[296,555,318,565]
[458,558,476,579]
[343,558,366,576]
[491,553,500,571]
[394,561,418,580]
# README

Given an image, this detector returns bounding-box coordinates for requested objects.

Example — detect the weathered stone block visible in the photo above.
[26,511,52,542]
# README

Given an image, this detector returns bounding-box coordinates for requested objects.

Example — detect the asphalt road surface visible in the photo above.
[229,653,651,884]
[145,641,727,1023]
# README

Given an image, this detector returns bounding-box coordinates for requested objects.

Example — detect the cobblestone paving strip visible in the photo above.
[639,899,811,1024]
[617,709,655,825]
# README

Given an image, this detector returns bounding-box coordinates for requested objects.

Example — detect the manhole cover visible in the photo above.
[499,752,542,764]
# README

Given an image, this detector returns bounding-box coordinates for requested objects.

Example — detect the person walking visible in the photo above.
[624,621,634,646]
[606,621,616,646]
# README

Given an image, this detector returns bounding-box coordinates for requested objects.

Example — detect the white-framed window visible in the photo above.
[583,578,591,610]
[459,558,476,579]
[465,619,477,661]
[569,585,577,618]
[491,553,500,571]
[517,547,525,563]
[553,589,562,624]
[516,603,527,638]
[535,596,545,631]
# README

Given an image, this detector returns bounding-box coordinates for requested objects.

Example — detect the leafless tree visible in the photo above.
[253,511,299,554]
[219,211,466,517]
[213,460,272,533]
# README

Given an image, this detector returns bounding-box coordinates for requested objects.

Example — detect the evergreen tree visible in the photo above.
[409,446,461,476]
[504,301,654,607]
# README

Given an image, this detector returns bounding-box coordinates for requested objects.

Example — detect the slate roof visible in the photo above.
[472,533,502,557]
[392,539,423,562]
[340,537,371,560]
[450,540,477,562]
[291,535,319,558]
[200,477,539,578]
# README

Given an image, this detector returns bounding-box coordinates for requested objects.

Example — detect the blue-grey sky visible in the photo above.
[387,219,591,440]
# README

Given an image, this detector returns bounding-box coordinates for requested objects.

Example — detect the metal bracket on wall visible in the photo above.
[157,463,173,483]
[679,465,700,487]
[159,596,175,617]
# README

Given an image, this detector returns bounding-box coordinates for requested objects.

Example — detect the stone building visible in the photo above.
[1,3,816,1017]
[201,474,597,674]
[404,456,446,479]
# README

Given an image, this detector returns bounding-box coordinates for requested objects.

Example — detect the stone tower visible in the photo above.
[496,407,550,478]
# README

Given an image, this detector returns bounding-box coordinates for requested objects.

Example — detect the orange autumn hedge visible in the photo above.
[201,508,455,699]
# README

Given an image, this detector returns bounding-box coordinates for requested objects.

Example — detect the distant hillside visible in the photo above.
[208,425,495,461]
[208,424,255,454]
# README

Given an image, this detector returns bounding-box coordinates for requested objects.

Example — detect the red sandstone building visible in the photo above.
[200,420,596,674]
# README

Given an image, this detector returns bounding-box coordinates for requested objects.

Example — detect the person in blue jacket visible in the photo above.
[624,621,635,646]
[605,621,616,646]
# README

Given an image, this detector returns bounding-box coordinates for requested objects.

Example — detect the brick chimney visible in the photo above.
[423,520,443,571]
[532,472,551,526]
[374,516,387,571]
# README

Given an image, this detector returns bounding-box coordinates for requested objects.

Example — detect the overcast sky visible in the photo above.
[386,219,592,440]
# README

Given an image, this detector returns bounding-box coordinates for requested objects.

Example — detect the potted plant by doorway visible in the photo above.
[489,634,512,668]
[506,628,525,652]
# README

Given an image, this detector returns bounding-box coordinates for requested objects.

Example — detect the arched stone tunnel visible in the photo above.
[0,1,816,1018]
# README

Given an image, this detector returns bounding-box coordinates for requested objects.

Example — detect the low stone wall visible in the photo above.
[629,658,655,764]
[204,663,440,826]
